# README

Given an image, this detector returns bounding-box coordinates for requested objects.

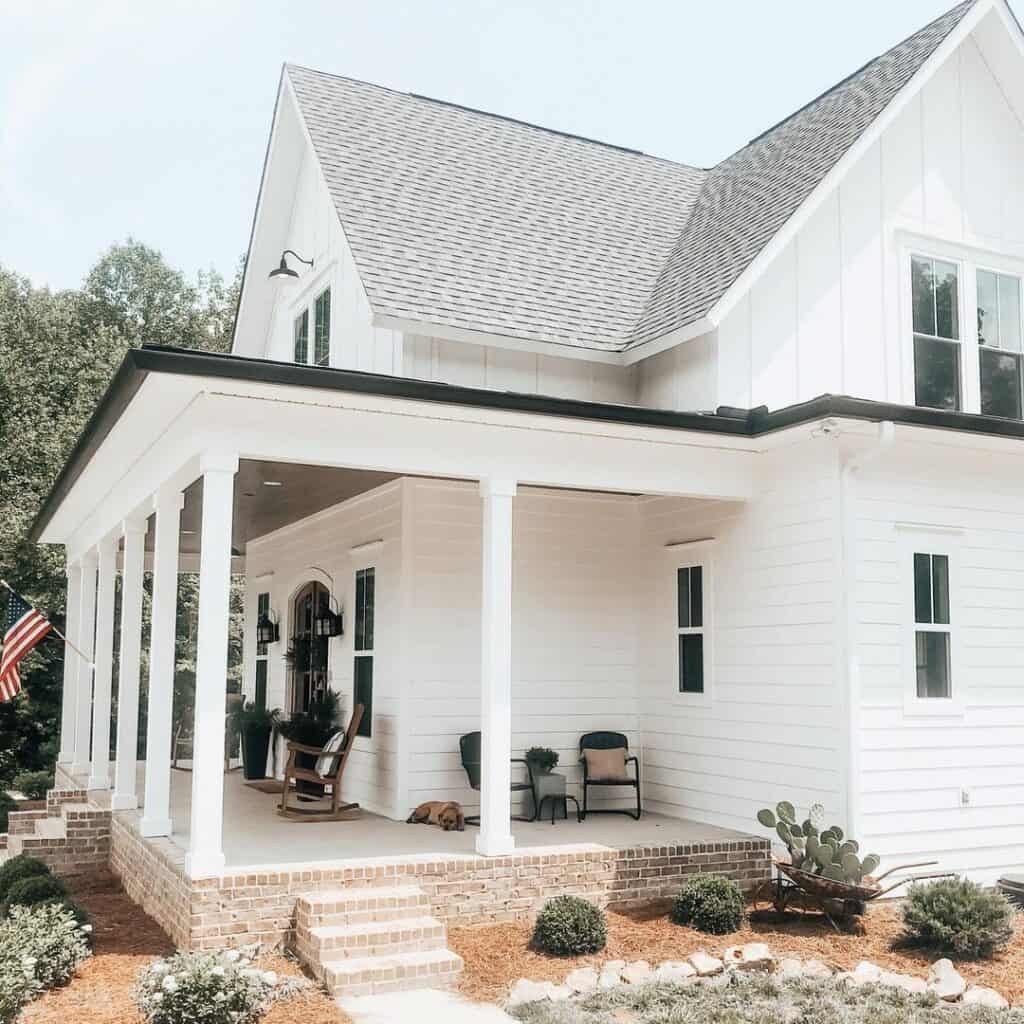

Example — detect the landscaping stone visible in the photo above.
[927,959,966,1002]
[775,957,802,979]
[508,979,557,1007]
[599,962,625,989]
[723,942,774,971]
[655,960,697,984]
[688,950,724,976]
[621,961,652,985]
[564,966,599,994]
[851,961,882,985]
[549,984,572,1002]
[962,986,1008,1009]
[880,970,927,995]
[802,959,833,980]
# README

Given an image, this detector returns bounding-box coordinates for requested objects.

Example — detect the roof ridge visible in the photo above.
[284,62,706,171]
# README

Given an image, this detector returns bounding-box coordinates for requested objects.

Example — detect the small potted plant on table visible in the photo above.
[525,747,565,820]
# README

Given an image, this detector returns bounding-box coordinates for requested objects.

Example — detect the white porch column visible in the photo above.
[88,534,118,791]
[112,515,147,810]
[57,560,82,765]
[476,477,516,857]
[140,487,183,838]
[70,553,98,777]
[185,453,238,878]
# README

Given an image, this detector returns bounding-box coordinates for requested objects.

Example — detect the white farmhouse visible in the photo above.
[20,0,1024,989]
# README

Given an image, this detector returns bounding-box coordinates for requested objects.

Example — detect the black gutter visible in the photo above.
[29,343,1024,542]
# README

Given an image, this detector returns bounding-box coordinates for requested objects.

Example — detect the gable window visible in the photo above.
[292,287,331,367]
[977,269,1023,419]
[911,255,961,411]
[676,565,705,694]
[353,566,374,738]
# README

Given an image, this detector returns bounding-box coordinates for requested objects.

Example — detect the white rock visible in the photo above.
[655,960,697,983]
[775,958,803,979]
[927,959,966,1002]
[962,986,1008,1009]
[599,966,623,990]
[508,979,557,1007]
[564,966,599,994]
[852,961,882,985]
[604,960,626,971]
[621,961,653,985]
[880,971,927,995]
[548,984,572,1002]
[802,959,833,980]
[735,943,773,970]
[688,950,724,977]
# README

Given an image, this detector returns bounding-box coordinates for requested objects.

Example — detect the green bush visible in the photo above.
[11,771,53,802]
[671,873,746,935]
[0,796,15,836]
[531,896,607,956]
[3,874,68,914]
[901,877,1015,959]
[0,856,49,902]
[38,897,90,931]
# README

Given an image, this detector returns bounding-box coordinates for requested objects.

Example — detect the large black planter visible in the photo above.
[241,726,272,781]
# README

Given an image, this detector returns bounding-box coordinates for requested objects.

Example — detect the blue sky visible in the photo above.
[2,0,962,290]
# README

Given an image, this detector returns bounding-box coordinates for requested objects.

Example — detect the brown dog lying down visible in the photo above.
[406,800,465,831]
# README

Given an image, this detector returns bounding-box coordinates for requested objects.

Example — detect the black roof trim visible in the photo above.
[29,344,1024,542]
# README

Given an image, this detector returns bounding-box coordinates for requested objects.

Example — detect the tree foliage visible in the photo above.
[0,240,242,783]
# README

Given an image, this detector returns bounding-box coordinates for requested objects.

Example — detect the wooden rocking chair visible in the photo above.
[278,704,364,821]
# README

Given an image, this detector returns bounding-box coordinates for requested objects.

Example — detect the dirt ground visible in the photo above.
[450,899,1024,1005]
[20,873,350,1024]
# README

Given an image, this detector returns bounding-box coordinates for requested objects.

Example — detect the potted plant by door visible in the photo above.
[229,702,281,781]
[276,689,341,796]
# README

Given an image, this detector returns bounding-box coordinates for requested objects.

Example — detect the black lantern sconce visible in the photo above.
[256,610,280,645]
[308,565,344,639]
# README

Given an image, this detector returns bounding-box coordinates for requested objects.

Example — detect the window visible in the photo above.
[353,567,374,737]
[289,581,330,714]
[292,288,331,367]
[911,255,961,411]
[293,309,309,364]
[977,269,1023,419]
[254,591,270,709]
[676,565,705,694]
[913,552,952,700]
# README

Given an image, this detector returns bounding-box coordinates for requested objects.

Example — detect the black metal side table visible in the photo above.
[532,772,582,824]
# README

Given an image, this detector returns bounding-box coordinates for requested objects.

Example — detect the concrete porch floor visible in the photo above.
[98,763,753,869]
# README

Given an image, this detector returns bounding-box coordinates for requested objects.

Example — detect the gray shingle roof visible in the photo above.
[286,0,975,355]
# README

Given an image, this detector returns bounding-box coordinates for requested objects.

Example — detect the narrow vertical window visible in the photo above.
[912,255,961,411]
[353,567,375,737]
[314,288,331,367]
[913,553,952,699]
[254,591,269,708]
[293,309,309,364]
[977,269,1023,419]
[676,565,705,694]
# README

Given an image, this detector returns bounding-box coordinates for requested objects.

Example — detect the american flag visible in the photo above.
[0,589,52,702]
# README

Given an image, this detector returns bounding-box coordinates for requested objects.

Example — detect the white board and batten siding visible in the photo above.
[243,481,403,818]
[636,440,845,837]
[854,447,1024,886]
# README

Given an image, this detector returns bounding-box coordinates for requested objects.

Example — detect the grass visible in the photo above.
[510,973,1024,1024]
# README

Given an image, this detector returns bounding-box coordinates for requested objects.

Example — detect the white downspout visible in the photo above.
[839,420,895,840]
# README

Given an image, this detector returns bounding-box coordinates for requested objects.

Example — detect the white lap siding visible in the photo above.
[636,440,844,835]
[855,447,1024,885]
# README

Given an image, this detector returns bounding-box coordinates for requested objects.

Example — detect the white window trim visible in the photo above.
[898,231,1024,416]
[290,263,335,367]
[896,523,965,718]
[665,538,714,707]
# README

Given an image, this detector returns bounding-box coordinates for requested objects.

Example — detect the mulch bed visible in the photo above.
[449,899,1024,1005]
[19,873,350,1024]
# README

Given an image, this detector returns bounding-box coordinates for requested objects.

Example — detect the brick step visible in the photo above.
[321,947,463,998]
[302,915,446,965]
[296,885,431,928]
[34,817,67,840]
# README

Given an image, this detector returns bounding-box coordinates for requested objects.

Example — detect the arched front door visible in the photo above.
[289,580,330,714]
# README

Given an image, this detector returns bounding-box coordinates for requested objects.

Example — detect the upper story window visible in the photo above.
[911,255,961,411]
[293,287,331,367]
[977,270,1022,419]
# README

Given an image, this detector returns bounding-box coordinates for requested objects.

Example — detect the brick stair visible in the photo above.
[4,794,110,874]
[294,885,463,998]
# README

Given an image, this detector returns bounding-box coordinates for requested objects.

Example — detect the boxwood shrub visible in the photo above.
[671,873,745,935]
[0,856,49,903]
[3,874,68,915]
[531,896,607,955]
[11,771,53,802]
[901,877,1015,959]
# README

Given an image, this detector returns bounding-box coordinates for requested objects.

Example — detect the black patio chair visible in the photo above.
[579,731,641,820]
[459,731,537,825]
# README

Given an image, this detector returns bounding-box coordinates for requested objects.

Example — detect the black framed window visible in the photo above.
[314,288,331,366]
[912,255,961,411]
[676,565,705,694]
[353,567,375,737]
[913,552,952,700]
[254,590,270,709]
[293,308,309,364]
[977,269,1023,419]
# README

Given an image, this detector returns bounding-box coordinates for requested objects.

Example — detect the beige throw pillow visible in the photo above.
[584,746,627,782]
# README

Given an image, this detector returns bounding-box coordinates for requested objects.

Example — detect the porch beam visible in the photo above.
[476,477,516,857]
[70,553,98,777]
[88,534,118,791]
[57,560,82,765]
[140,487,183,838]
[112,515,147,810]
[185,453,238,878]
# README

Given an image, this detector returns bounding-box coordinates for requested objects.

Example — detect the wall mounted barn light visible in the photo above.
[268,249,314,282]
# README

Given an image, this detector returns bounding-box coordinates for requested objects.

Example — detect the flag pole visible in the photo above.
[0,578,95,669]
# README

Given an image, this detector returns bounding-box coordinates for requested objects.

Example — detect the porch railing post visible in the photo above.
[476,477,516,857]
[70,552,98,778]
[185,453,238,878]
[112,514,147,810]
[57,560,82,766]
[88,534,118,791]
[140,487,183,838]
